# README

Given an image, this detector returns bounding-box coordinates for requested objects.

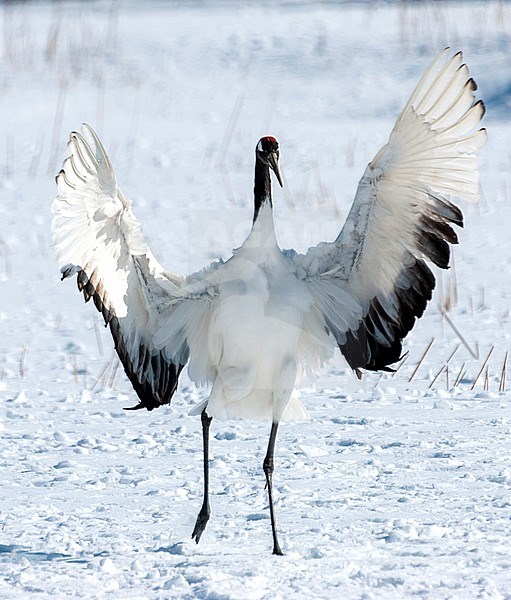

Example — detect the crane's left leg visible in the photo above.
[262,355,298,555]
[263,421,283,555]
[191,409,213,543]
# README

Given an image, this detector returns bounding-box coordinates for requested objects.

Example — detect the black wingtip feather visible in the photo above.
[416,230,450,269]
[428,194,463,227]
[421,214,459,245]
[466,77,477,93]
[338,258,436,373]
[77,270,88,291]
[109,316,186,411]
[68,268,185,412]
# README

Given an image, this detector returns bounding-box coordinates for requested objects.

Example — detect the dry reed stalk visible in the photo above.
[439,307,478,359]
[91,360,110,391]
[45,6,61,63]
[478,286,486,311]
[19,347,27,380]
[408,337,435,382]
[96,73,105,136]
[471,346,494,391]
[3,6,13,64]
[100,361,112,389]
[106,2,119,55]
[499,351,507,392]
[391,353,409,377]
[443,286,452,313]
[93,315,104,357]
[313,162,337,214]
[345,134,358,169]
[108,359,119,389]
[0,238,12,279]
[450,251,458,307]
[428,345,459,389]
[454,362,466,388]
[437,270,444,306]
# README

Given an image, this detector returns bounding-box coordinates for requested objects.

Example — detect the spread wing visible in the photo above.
[53,124,196,410]
[290,49,487,375]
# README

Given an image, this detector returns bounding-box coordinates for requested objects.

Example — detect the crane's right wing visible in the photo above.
[53,124,196,410]
[289,49,486,376]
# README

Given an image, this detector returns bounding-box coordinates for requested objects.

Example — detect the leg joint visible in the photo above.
[263,456,275,475]
[201,409,212,427]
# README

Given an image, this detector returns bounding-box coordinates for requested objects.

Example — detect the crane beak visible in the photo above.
[268,152,283,188]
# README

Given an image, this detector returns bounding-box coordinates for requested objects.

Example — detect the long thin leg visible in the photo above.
[263,421,283,556]
[191,409,213,544]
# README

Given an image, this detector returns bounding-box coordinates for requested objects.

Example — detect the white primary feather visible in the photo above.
[53,49,485,421]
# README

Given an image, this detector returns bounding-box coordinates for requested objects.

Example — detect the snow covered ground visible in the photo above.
[1,0,510,597]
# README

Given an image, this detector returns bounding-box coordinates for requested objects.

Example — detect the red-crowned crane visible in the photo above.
[53,49,486,555]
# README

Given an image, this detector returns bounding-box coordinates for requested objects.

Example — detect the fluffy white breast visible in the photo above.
[188,203,329,421]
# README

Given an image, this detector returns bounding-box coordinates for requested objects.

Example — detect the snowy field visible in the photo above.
[1,0,511,598]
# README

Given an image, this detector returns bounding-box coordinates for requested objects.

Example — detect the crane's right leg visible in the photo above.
[263,421,283,555]
[191,409,213,543]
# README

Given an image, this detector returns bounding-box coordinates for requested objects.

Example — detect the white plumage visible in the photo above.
[52,49,486,553]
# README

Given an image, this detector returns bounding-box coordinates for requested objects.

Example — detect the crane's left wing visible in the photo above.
[290,49,486,376]
[53,125,216,410]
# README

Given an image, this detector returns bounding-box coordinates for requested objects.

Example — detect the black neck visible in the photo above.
[253,158,272,223]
